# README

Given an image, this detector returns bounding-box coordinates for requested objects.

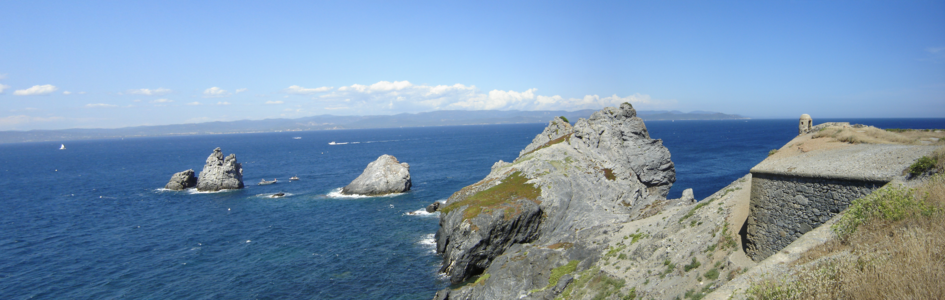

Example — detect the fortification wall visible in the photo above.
[743,172,884,261]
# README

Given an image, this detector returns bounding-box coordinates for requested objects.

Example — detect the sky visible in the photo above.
[1,1,943,130]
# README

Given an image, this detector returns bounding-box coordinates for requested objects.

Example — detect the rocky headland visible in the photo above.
[164,169,197,190]
[433,103,676,299]
[431,112,944,299]
[342,154,411,196]
[195,147,244,191]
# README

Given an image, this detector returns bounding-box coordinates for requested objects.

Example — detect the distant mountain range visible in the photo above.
[0,109,747,144]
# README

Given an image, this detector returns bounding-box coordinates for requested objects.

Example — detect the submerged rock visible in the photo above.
[196,147,244,191]
[342,154,411,196]
[435,104,676,296]
[164,169,197,190]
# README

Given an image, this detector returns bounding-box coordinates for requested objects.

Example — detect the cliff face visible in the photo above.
[434,103,675,299]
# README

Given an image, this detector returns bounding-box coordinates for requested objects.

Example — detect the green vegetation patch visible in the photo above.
[549,260,579,288]
[469,273,491,287]
[908,156,937,175]
[627,232,648,245]
[832,184,936,238]
[703,268,719,280]
[559,116,570,123]
[768,149,778,156]
[555,267,627,300]
[679,197,716,223]
[683,257,701,272]
[439,171,542,221]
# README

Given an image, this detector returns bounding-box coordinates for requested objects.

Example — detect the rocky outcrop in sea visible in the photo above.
[195,147,244,191]
[164,169,197,190]
[342,154,411,196]
[434,103,675,299]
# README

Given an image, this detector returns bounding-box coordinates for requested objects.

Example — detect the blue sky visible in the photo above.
[1,1,943,130]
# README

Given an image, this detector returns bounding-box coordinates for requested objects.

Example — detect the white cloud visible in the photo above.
[284,85,332,95]
[0,84,9,94]
[307,80,673,114]
[186,102,201,105]
[265,100,284,105]
[126,88,172,96]
[14,84,58,96]
[78,91,86,95]
[151,98,173,103]
[86,103,118,108]
[63,91,72,95]
[203,87,230,98]
[216,101,231,105]
[235,88,248,94]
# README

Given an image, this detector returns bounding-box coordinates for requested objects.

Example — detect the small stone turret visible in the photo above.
[798,114,813,135]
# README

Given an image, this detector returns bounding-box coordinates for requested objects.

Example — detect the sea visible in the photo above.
[1,118,942,299]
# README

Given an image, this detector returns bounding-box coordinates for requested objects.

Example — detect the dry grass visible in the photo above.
[749,174,945,300]
[813,126,945,145]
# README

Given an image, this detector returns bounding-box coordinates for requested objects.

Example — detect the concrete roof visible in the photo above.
[751,144,939,182]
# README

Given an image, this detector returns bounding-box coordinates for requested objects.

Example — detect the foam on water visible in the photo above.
[325,188,406,199]
[418,233,436,254]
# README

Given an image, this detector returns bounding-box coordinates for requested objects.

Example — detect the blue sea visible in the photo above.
[1,118,942,299]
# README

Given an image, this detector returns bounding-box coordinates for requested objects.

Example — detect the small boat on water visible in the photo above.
[289,176,299,181]
[258,178,278,185]
[272,192,285,198]
[59,144,66,150]
[329,141,337,145]
[293,137,301,140]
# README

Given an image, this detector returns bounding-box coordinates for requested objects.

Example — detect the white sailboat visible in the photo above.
[59,144,66,150]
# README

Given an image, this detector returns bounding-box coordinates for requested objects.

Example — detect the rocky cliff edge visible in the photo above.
[434,103,675,299]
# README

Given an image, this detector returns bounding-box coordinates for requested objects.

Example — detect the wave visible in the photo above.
[255,193,294,199]
[418,233,436,254]
[154,187,239,194]
[404,199,447,217]
[325,188,405,199]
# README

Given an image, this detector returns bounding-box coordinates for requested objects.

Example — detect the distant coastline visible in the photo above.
[0,109,747,144]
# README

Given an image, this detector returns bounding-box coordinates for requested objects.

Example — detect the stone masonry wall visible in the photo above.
[744,172,885,261]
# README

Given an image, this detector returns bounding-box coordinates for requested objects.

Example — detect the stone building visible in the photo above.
[798,114,812,135]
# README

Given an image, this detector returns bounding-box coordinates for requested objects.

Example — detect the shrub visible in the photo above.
[683,257,701,272]
[559,116,570,123]
[703,268,719,280]
[908,156,937,175]
[768,149,778,156]
[832,184,935,238]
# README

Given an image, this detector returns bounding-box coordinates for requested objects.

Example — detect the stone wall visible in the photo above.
[744,172,885,261]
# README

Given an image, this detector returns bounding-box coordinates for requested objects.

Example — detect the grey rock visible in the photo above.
[165,169,196,190]
[552,274,573,294]
[341,154,411,196]
[432,289,450,300]
[435,103,675,296]
[195,147,244,191]
[426,202,441,213]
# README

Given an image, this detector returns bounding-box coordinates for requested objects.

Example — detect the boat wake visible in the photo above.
[256,193,294,198]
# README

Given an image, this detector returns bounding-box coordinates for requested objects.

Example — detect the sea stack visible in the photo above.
[164,169,197,190]
[341,154,411,196]
[196,147,244,191]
